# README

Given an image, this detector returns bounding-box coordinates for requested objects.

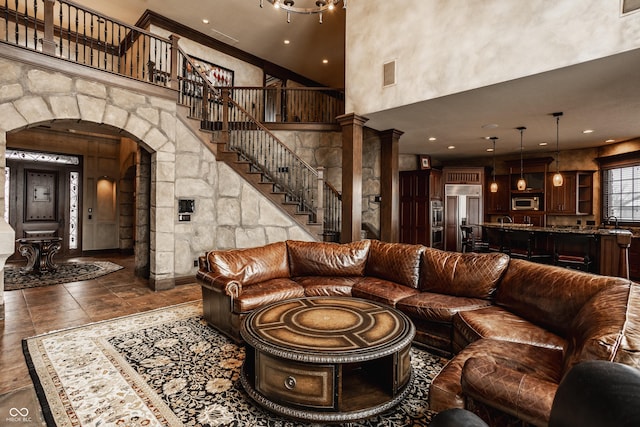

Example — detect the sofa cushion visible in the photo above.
[495,258,628,337]
[233,278,305,313]
[563,283,640,374]
[429,339,564,413]
[397,292,492,324]
[420,248,509,299]
[453,306,566,352]
[461,356,559,426]
[364,240,424,289]
[352,277,420,307]
[206,241,290,286]
[294,276,361,297]
[287,240,370,277]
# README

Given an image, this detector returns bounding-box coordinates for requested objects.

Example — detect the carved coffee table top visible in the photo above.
[242,296,415,363]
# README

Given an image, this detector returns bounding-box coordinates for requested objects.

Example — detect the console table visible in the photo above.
[240,296,415,423]
[16,237,62,274]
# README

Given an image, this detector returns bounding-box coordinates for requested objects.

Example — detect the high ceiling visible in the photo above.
[72,0,345,88]
[72,0,640,162]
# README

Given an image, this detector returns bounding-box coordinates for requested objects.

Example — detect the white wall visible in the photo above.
[346,0,640,114]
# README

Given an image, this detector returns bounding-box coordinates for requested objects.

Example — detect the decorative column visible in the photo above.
[337,113,368,243]
[0,220,16,320]
[379,129,403,242]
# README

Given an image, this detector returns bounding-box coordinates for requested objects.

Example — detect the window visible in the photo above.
[601,157,640,224]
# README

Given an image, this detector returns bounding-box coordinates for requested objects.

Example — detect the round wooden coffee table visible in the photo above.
[240,296,415,423]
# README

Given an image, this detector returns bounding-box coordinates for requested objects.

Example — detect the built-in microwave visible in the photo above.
[512,196,540,211]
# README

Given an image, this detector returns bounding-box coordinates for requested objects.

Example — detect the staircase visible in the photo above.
[178,49,342,241]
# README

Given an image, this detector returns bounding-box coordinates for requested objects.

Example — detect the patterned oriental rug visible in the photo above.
[4,261,123,291]
[23,301,448,427]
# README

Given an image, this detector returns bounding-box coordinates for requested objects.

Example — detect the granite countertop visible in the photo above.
[481,223,637,237]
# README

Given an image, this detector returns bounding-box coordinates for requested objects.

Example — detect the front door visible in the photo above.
[7,158,82,260]
[23,169,62,239]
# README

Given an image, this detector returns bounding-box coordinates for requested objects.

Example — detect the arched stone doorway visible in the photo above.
[0,56,181,289]
[5,124,152,278]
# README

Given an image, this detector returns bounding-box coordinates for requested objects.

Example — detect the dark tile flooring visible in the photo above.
[0,253,202,424]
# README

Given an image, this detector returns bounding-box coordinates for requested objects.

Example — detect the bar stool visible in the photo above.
[553,234,597,272]
[460,225,489,253]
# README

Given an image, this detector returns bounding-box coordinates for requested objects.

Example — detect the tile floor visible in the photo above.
[0,253,202,424]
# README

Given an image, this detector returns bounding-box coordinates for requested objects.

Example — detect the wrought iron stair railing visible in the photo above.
[178,49,342,239]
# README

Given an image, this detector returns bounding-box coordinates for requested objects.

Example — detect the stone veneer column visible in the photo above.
[379,129,403,242]
[0,220,16,319]
[135,148,151,278]
[337,113,368,243]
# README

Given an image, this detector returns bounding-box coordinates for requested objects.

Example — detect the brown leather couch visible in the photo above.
[196,239,640,426]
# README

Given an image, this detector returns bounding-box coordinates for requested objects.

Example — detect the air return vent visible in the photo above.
[383,60,396,87]
[622,0,640,14]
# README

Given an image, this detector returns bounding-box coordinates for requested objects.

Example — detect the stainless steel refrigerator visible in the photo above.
[444,184,483,252]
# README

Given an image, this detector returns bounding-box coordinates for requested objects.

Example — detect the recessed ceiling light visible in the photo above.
[322,59,329,64]
[428,137,436,141]
[482,124,499,129]
[606,139,615,143]
[448,145,455,150]
[486,148,494,152]
[202,19,209,24]
[539,142,548,146]
[284,39,290,44]
[583,129,594,134]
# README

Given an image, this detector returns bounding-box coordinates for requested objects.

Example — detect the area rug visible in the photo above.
[4,261,123,291]
[23,301,448,427]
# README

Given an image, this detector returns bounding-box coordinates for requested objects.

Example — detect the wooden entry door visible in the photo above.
[7,161,81,259]
[23,169,62,238]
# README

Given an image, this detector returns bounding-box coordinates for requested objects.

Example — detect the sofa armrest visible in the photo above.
[461,357,557,426]
[196,270,243,298]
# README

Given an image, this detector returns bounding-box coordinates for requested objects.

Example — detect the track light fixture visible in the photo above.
[260,0,345,23]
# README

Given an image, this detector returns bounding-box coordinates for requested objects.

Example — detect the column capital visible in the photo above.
[336,113,369,127]
[379,128,405,140]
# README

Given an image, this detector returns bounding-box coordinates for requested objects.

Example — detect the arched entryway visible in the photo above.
[5,124,152,277]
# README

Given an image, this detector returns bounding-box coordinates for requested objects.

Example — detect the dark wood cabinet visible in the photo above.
[429,169,443,200]
[400,170,440,246]
[546,171,593,215]
[630,237,640,281]
[485,175,510,214]
[546,172,576,214]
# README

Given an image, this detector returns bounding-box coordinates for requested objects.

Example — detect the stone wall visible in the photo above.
[0,48,314,290]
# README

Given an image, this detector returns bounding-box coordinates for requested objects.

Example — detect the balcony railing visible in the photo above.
[1,0,177,87]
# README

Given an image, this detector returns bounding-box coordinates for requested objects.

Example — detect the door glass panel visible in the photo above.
[69,171,79,249]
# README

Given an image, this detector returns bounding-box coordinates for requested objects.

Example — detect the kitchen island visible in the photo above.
[481,223,632,279]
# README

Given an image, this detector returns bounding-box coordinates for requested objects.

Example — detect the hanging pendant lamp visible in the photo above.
[516,126,527,191]
[552,112,564,187]
[490,136,498,193]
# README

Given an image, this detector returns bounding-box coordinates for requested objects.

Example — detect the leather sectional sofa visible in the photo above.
[196,239,640,427]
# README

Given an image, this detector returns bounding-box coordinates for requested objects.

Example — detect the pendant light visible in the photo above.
[552,112,564,187]
[516,126,527,191]
[490,136,498,193]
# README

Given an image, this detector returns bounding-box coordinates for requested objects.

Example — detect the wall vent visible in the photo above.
[383,60,396,87]
[622,0,640,14]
